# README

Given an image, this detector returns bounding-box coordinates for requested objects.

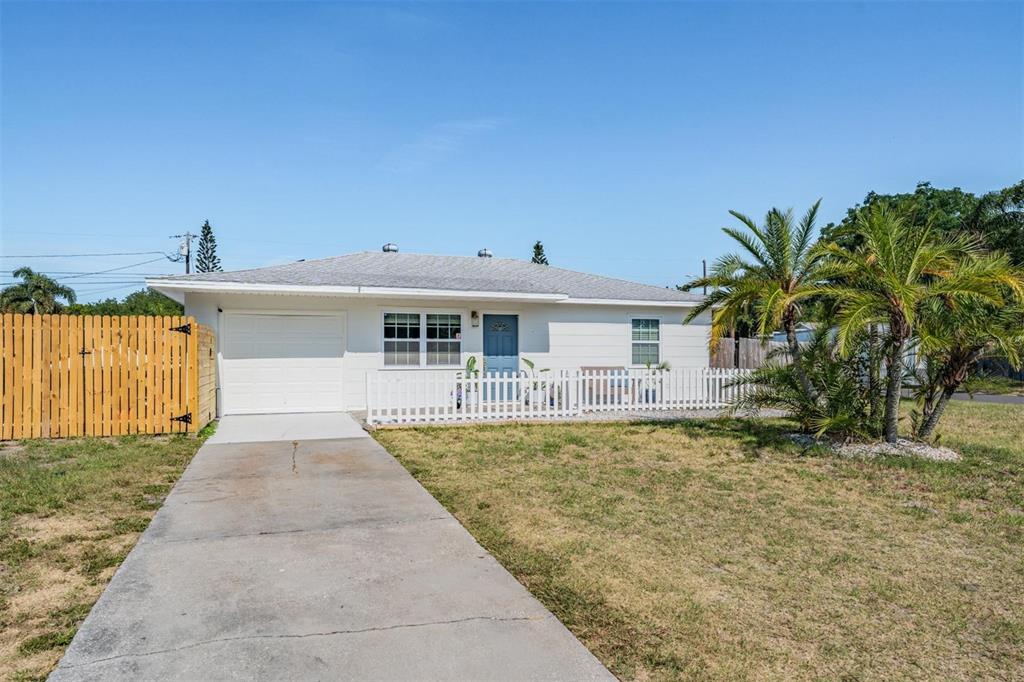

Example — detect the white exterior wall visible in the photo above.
[185,292,711,413]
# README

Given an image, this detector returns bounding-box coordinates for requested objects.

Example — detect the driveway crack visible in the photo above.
[147,515,452,545]
[59,615,551,669]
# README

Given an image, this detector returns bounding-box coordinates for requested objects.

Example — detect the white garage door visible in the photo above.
[221,313,345,415]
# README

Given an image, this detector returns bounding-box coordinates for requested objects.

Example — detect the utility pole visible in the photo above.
[702,259,707,295]
[171,231,196,274]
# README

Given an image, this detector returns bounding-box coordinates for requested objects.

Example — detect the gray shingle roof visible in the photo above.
[152,251,703,303]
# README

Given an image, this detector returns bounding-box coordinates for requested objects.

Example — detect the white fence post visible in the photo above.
[365,372,373,424]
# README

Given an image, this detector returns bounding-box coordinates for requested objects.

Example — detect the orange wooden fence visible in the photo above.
[1,314,215,440]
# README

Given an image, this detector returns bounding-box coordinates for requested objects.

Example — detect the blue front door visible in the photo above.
[483,315,518,399]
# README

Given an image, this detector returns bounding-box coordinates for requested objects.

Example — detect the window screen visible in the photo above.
[384,313,421,366]
[426,314,461,365]
[631,319,660,365]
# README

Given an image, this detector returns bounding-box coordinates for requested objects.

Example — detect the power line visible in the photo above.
[0,250,171,259]
[0,268,172,274]
[73,283,147,297]
[1,278,153,285]
[57,257,168,281]
[73,283,145,291]
[0,283,151,289]
[0,274,168,281]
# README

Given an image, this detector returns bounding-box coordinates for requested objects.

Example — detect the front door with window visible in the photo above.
[483,314,518,374]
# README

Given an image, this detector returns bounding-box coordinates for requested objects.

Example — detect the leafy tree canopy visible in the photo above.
[822,180,1024,265]
[971,181,1024,266]
[67,288,183,316]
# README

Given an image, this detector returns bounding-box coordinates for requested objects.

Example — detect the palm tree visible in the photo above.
[683,200,827,401]
[0,267,77,314]
[913,263,1024,440]
[816,205,1020,443]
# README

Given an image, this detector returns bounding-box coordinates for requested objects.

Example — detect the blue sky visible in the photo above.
[2,1,1021,301]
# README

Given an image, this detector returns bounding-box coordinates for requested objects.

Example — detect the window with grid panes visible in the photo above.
[383,312,420,366]
[383,312,462,366]
[631,318,660,365]
[426,314,461,365]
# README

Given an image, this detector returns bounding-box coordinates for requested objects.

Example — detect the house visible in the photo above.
[146,246,710,416]
[770,322,818,345]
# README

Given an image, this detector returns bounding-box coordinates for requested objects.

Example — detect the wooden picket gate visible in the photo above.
[1,314,214,440]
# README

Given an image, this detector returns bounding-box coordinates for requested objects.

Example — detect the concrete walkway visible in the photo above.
[206,411,369,444]
[52,414,612,681]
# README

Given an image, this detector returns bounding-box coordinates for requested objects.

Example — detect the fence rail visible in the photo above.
[1,313,215,440]
[366,368,752,425]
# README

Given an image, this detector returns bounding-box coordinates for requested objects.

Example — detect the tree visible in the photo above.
[823,180,1024,266]
[0,267,76,314]
[912,263,1024,440]
[531,240,549,265]
[966,181,1024,266]
[67,288,183,316]
[816,205,1015,443]
[681,201,829,402]
[195,220,222,273]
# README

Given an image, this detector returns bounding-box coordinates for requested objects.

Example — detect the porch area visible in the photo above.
[365,368,751,426]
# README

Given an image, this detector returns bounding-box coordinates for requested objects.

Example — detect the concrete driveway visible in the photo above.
[51,413,611,681]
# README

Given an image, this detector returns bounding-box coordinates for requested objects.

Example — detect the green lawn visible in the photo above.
[0,432,207,681]
[375,401,1024,681]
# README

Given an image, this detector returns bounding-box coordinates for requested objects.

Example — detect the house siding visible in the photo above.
[185,292,711,413]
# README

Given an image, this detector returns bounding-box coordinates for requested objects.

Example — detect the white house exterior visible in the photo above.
[147,249,710,416]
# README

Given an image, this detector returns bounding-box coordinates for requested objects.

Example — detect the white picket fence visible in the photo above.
[366,368,752,425]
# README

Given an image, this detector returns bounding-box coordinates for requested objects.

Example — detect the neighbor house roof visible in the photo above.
[147,251,704,307]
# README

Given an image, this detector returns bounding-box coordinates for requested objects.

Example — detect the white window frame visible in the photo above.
[381,310,464,369]
[629,316,662,367]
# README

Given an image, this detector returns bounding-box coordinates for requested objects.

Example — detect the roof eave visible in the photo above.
[146,279,567,303]
[559,297,702,308]
[146,280,704,308]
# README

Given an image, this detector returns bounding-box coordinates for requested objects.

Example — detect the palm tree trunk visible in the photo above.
[883,335,906,443]
[917,386,954,441]
[868,324,883,423]
[918,348,983,441]
[784,314,817,402]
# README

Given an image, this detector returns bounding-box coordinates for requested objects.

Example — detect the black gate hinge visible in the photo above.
[171,412,192,425]
[170,323,192,335]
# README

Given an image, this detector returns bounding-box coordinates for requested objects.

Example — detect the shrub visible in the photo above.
[731,329,883,440]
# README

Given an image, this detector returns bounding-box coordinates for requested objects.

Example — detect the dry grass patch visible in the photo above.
[375,401,1024,681]
[0,434,205,682]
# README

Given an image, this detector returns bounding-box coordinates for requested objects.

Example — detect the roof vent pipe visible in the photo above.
[382,243,399,253]
[477,248,493,258]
